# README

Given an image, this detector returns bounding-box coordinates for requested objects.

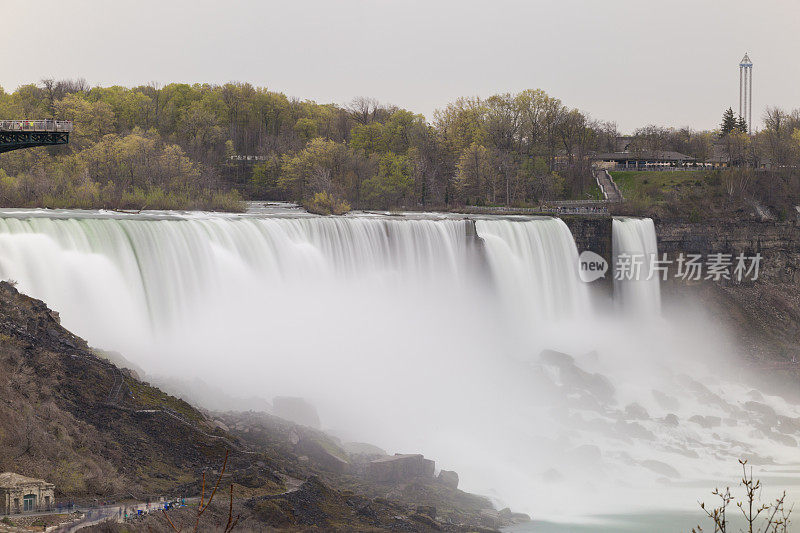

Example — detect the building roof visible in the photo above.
[0,472,53,488]
[740,53,752,67]
[592,150,696,162]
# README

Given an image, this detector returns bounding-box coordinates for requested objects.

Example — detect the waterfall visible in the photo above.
[612,217,661,315]
[0,214,476,346]
[0,212,598,345]
[475,218,589,320]
[7,209,791,525]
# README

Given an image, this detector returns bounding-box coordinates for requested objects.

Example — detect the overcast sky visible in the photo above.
[1,0,798,133]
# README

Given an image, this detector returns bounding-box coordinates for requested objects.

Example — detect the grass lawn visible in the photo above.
[585,180,604,200]
[609,170,712,201]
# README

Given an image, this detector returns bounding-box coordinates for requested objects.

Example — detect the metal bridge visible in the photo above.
[0,119,73,153]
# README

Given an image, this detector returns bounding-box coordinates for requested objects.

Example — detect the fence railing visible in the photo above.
[0,119,73,132]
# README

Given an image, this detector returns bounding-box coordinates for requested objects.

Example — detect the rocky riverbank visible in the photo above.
[0,281,528,532]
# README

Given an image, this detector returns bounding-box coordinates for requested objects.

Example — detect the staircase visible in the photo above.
[594,170,623,202]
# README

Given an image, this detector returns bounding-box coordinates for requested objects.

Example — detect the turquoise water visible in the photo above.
[505,511,789,532]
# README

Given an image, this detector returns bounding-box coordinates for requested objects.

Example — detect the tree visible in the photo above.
[455,143,491,204]
[721,107,737,136]
[278,138,350,200]
[293,117,318,144]
[360,152,414,209]
[350,122,386,157]
[736,115,748,134]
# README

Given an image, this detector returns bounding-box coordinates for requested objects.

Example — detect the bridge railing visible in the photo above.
[0,119,73,132]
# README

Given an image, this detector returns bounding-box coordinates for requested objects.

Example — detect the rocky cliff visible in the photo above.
[0,282,527,531]
[655,220,800,364]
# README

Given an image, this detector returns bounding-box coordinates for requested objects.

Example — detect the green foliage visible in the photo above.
[456,143,491,203]
[250,158,280,195]
[720,107,737,136]
[736,115,748,134]
[304,191,351,215]
[350,122,386,156]
[360,152,414,209]
[0,80,678,211]
[294,117,319,144]
[279,138,350,200]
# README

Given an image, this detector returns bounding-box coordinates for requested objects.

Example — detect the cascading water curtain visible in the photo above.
[611,217,661,315]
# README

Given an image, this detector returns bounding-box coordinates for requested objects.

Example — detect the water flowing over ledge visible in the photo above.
[2,209,797,526]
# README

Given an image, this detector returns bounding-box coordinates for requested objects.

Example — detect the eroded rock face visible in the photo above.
[437,469,459,489]
[366,454,435,483]
[295,437,351,474]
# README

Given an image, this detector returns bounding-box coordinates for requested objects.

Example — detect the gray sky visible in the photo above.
[1,0,798,133]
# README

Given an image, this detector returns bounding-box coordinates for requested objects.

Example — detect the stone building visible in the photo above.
[0,473,55,515]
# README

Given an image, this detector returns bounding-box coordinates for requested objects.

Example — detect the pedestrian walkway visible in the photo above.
[595,170,624,202]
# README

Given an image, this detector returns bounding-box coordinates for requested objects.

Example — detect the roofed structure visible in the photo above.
[592,150,696,169]
[0,473,55,515]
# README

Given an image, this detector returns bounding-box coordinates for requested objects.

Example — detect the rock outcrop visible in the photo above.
[437,469,459,489]
[366,454,436,483]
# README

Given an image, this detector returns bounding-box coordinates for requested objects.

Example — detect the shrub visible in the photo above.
[694,460,792,533]
[304,191,351,216]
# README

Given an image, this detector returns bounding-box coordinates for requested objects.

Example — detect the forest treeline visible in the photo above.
[0,80,614,211]
[1,79,800,211]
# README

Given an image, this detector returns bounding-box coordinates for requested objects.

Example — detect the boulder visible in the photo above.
[365,454,435,483]
[662,413,680,426]
[652,389,680,411]
[295,438,350,474]
[342,442,387,463]
[641,459,680,478]
[479,509,499,528]
[437,469,459,489]
[689,415,721,429]
[624,402,650,420]
[273,396,321,428]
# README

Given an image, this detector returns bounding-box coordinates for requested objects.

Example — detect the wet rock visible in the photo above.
[747,389,764,401]
[342,442,387,464]
[273,396,321,428]
[539,349,615,404]
[663,445,699,458]
[295,437,350,474]
[766,431,797,447]
[366,454,435,483]
[641,460,680,478]
[652,389,680,411]
[614,420,656,441]
[499,507,532,525]
[677,375,736,414]
[743,401,778,426]
[777,416,800,434]
[437,469,459,489]
[625,402,650,420]
[343,441,386,456]
[689,415,722,429]
[566,444,602,466]
[662,413,680,427]
[479,509,500,528]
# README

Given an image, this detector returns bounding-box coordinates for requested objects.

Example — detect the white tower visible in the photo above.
[739,53,753,133]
